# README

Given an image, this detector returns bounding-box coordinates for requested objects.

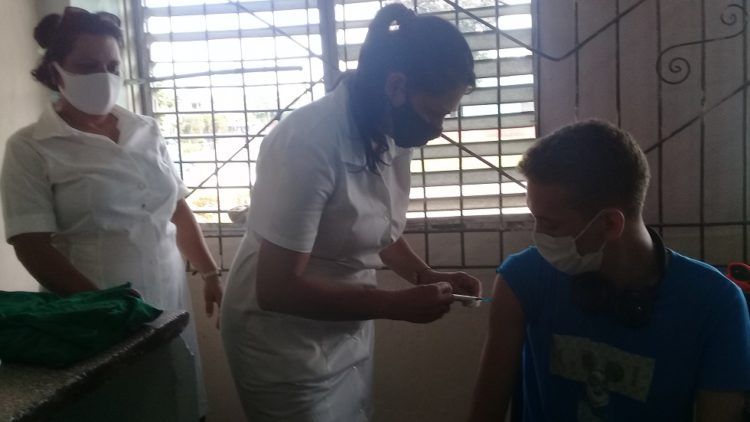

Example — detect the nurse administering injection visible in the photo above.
[220,4,481,421]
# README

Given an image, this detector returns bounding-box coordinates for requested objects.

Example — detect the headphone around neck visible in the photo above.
[570,227,669,328]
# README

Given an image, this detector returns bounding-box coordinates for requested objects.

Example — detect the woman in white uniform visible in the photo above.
[221,4,480,421]
[1,8,221,418]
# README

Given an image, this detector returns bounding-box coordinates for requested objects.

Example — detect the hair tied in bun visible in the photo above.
[33,13,62,49]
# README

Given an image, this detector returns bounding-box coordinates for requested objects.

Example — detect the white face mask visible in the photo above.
[532,210,607,275]
[54,62,121,115]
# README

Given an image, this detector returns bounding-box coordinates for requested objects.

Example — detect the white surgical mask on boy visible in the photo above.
[54,62,121,115]
[532,210,607,275]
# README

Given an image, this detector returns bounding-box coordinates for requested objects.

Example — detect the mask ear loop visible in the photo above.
[50,62,63,90]
[52,62,65,77]
[573,209,606,241]
[52,62,70,92]
[568,210,612,315]
[573,209,610,257]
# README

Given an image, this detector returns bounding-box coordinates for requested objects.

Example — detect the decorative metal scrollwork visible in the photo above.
[657,3,748,85]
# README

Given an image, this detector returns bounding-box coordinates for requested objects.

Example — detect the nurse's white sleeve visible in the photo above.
[1,136,57,241]
[253,132,336,254]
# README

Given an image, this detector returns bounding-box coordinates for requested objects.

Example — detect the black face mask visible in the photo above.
[391,99,442,148]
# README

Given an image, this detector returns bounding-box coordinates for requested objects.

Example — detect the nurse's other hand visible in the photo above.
[390,282,453,323]
[203,277,224,329]
[420,269,482,297]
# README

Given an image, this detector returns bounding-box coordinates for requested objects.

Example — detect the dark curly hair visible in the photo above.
[31,8,123,92]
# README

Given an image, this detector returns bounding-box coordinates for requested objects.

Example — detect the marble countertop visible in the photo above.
[0,311,189,422]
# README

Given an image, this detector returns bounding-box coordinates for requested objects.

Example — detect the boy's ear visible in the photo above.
[603,209,625,241]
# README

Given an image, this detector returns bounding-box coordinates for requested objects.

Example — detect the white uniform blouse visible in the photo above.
[1,104,191,305]
[1,104,207,414]
[222,80,411,387]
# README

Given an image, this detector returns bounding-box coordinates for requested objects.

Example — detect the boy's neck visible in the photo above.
[599,220,661,291]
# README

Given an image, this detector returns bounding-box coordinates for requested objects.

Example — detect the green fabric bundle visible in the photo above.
[0,283,162,368]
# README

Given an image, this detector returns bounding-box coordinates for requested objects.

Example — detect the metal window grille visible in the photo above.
[531,0,749,266]
[133,0,749,270]
[134,0,537,270]
[139,0,327,222]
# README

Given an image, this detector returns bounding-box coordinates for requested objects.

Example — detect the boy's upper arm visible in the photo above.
[498,249,546,322]
[489,273,526,335]
[485,274,526,371]
[471,274,526,421]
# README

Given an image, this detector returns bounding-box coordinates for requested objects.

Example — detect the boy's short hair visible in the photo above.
[518,120,650,218]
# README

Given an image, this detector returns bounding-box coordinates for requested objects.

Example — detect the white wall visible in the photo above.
[0,0,47,291]
[370,230,532,421]
[371,270,497,422]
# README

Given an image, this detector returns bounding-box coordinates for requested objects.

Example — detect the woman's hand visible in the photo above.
[419,269,482,306]
[126,287,143,298]
[387,282,454,323]
[203,275,224,329]
[378,238,482,304]
[9,232,100,295]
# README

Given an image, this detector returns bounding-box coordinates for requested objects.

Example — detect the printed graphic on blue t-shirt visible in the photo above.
[550,335,656,421]
[498,248,750,422]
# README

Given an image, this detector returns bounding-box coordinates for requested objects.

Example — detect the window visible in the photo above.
[136,0,535,267]
[140,0,327,226]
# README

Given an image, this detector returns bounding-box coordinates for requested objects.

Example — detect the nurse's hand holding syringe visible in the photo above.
[416,268,484,308]
[378,237,483,317]
[452,294,493,305]
[386,282,454,323]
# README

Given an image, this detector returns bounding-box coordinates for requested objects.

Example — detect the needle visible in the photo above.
[452,294,493,303]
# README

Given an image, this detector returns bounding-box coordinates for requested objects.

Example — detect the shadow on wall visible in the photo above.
[0,0,48,292]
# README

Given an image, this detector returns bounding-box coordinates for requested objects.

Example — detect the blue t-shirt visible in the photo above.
[499,247,750,422]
